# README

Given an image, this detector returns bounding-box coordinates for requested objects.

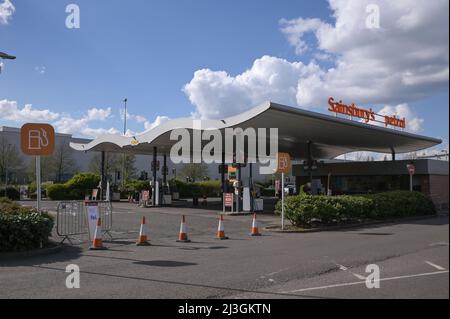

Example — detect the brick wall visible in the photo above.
[428,175,449,209]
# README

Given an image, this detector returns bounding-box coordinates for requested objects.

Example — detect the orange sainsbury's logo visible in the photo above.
[328,97,406,129]
[328,97,375,123]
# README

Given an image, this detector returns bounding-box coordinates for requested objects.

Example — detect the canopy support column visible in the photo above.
[221,152,225,200]
[163,154,167,186]
[307,141,313,183]
[152,147,158,206]
[391,147,396,161]
[237,163,242,213]
[249,162,253,213]
[100,151,106,201]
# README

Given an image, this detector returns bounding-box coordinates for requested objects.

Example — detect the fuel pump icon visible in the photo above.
[28,128,49,150]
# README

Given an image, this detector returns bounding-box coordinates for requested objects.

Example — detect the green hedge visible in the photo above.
[275,191,436,228]
[169,179,221,198]
[0,187,20,200]
[47,173,100,200]
[0,199,54,252]
[261,188,276,197]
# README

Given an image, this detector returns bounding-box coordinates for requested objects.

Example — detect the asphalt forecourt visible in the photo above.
[0,201,448,302]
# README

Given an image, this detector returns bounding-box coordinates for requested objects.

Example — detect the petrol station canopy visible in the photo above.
[70,102,441,159]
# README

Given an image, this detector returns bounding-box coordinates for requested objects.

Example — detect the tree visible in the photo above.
[27,156,54,183]
[89,152,136,183]
[89,152,121,178]
[179,163,209,183]
[0,138,24,184]
[122,154,137,182]
[51,140,77,182]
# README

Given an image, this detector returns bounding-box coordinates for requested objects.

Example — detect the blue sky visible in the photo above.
[0,0,448,154]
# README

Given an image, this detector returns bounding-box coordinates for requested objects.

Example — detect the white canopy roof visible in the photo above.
[70,102,441,160]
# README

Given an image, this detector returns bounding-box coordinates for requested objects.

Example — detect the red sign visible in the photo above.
[141,190,150,201]
[275,180,281,193]
[328,97,406,129]
[224,193,234,208]
[407,164,416,176]
[328,97,375,123]
[384,115,406,129]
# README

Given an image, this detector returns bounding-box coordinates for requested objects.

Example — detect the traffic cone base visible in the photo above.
[90,218,107,250]
[89,244,107,251]
[216,215,229,240]
[177,232,191,243]
[216,234,229,240]
[136,237,151,246]
[136,217,151,246]
[177,216,191,243]
[249,214,262,236]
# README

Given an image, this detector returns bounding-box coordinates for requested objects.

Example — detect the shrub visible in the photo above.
[261,188,276,197]
[46,173,101,200]
[46,184,71,201]
[66,173,100,191]
[0,187,20,200]
[0,197,21,213]
[197,180,221,197]
[275,191,435,228]
[124,180,151,194]
[0,205,54,252]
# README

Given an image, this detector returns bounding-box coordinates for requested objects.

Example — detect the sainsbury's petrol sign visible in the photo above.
[328,97,406,129]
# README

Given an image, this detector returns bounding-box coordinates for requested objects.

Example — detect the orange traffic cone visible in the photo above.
[177,215,191,243]
[136,216,151,246]
[250,213,261,236]
[216,214,229,240]
[90,218,107,250]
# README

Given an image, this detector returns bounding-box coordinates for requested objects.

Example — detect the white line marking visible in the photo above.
[425,261,447,271]
[430,242,449,247]
[337,264,348,271]
[281,270,449,294]
[261,268,290,279]
[336,264,366,280]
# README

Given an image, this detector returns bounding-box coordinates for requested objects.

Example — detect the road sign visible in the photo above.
[85,202,99,241]
[20,123,55,156]
[224,193,234,208]
[228,166,237,181]
[276,153,291,174]
[407,164,416,175]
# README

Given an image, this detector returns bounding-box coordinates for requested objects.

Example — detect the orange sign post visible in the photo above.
[275,153,292,231]
[20,124,55,210]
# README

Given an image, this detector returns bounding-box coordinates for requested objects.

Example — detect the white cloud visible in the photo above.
[284,0,449,107]
[377,103,424,133]
[87,107,112,121]
[183,55,321,119]
[143,115,170,131]
[280,18,324,55]
[34,66,46,74]
[184,0,448,120]
[0,99,59,122]
[54,107,116,137]
[0,0,14,25]
[0,100,118,138]
[123,110,171,132]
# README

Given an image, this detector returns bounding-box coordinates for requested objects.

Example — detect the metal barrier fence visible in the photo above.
[56,201,113,244]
